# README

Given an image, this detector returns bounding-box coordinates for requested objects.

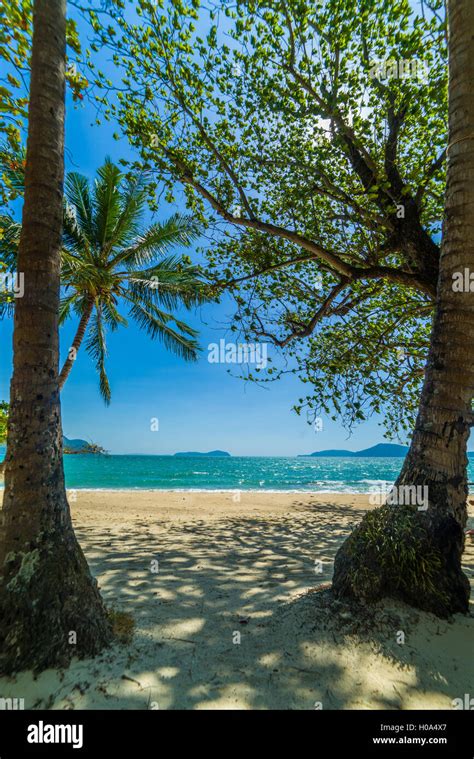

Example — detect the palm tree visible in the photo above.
[0,0,112,675]
[1,157,207,403]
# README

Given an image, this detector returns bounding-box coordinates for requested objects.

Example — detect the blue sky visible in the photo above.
[0,9,400,456]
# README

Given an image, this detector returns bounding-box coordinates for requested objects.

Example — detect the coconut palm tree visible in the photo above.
[1,157,208,403]
[0,0,112,675]
[59,158,206,402]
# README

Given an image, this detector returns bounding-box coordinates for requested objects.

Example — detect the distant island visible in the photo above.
[299,443,409,458]
[63,436,108,455]
[174,450,231,458]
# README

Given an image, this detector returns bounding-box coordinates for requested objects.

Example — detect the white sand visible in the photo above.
[0,491,473,709]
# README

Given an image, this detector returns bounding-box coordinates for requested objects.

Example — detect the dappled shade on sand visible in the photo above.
[1,492,473,709]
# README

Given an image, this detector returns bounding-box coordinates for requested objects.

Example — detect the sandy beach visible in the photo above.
[1,490,473,710]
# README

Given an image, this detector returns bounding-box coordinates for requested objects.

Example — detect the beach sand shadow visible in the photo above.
[2,499,473,710]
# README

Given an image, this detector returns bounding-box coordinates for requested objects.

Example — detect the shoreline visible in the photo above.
[62,487,390,494]
[44,486,474,497]
[0,485,399,494]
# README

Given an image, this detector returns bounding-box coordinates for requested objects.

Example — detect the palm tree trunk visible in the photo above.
[58,299,94,389]
[0,0,112,674]
[333,0,473,617]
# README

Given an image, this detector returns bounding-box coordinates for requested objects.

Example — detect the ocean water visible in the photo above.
[1,451,474,492]
[0,446,474,493]
[55,454,473,492]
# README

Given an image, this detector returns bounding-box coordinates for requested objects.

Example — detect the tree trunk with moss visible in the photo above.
[0,0,112,675]
[333,0,473,618]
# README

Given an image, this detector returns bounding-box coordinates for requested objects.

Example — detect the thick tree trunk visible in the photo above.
[0,0,112,675]
[58,299,93,389]
[333,0,473,618]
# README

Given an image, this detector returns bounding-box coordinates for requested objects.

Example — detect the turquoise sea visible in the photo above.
[29,454,474,492]
[2,449,474,491]
[0,446,474,493]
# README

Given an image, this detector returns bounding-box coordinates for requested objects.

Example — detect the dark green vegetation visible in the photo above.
[333,504,470,617]
[63,437,108,455]
[300,443,409,457]
[174,450,231,457]
[0,402,7,444]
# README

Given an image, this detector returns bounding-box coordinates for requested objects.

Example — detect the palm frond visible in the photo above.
[93,158,123,252]
[61,254,116,297]
[0,290,15,319]
[64,172,96,245]
[104,171,148,253]
[128,298,200,361]
[63,201,93,256]
[111,213,202,269]
[59,293,79,325]
[0,143,26,198]
[0,213,21,271]
[85,309,111,404]
[125,256,207,311]
[101,298,128,331]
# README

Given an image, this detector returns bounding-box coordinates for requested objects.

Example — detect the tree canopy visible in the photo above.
[85,0,447,437]
[0,0,86,205]
[0,1,31,159]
